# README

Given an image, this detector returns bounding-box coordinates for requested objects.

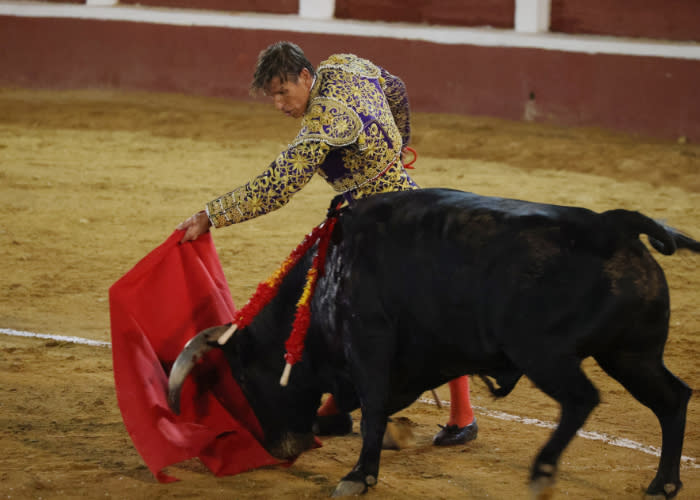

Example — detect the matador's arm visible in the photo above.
[206,140,331,228]
[379,67,411,147]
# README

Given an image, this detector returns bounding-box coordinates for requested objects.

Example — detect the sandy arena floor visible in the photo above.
[1,88,699,499]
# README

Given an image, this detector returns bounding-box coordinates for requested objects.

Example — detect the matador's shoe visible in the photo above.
[312,412,353,436]
[432,418,478,446]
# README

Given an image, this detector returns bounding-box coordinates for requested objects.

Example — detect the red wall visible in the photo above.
[335,0,515,28]
[551,0,700,43]
[35,0,700,43]
[1,15,698,141]
[36,0,700,42]
[119,0,298,15]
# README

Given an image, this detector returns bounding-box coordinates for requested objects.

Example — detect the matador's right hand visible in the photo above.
[177,210,211,243]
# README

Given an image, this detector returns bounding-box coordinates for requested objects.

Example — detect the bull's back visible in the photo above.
[336,188,670,370]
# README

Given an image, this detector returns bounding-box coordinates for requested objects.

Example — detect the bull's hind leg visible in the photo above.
[521,362,601,499]
[595,351,691,499]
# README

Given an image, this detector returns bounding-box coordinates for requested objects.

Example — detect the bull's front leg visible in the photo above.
[331,315,394,497]
[332,407,388,497]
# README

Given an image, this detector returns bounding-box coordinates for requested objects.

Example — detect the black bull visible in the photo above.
[168,188,698,498]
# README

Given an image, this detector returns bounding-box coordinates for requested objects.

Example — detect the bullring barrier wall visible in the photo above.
[1,1,699,141]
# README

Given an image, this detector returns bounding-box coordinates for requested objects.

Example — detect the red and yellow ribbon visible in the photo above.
[284,215,338,368]
[219,205,341,385]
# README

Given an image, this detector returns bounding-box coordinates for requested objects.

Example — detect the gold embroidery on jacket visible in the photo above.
[293,98,362,147]
[206,54,414,228]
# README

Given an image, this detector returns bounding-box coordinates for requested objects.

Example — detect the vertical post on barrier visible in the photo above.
[514,0,551,33]
[299,0,335,19]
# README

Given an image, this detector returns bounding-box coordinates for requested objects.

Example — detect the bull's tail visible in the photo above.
[654,222,700,254]
[601,209,700,256]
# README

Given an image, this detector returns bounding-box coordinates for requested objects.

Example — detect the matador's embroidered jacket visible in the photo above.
[206,53,419,228]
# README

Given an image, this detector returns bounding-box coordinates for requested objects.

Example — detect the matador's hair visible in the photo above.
[250,41,315,96]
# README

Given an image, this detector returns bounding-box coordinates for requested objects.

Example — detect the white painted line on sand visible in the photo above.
[0,327,111,347]
[418,397,698,468]
[1,326,696,468]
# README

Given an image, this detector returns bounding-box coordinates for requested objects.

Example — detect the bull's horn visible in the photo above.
[167,324,228,414]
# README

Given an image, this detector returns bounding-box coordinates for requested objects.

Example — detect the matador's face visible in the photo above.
[265,68,314,119]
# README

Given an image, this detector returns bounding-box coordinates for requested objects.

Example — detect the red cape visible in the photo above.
[109,230,280,482]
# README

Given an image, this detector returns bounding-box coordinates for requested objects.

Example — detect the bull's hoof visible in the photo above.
[644,481,682,499]
[529,463,556,500]
[432,418,478,446]
[382,418,415,450]
[529,479,555,500]
[313,412,353,436]
[331,480,367,497]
